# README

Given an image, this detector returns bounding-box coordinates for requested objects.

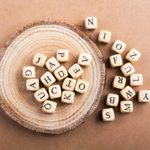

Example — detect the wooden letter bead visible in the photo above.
[120,101,133,113]
[62,77,76,91]
[78,53,92,66]
[109,54,123,68]
[45,57,60,72]
[54,66,68,81]
[34,88,49,102]
[85,17,97,29]
[102,108,115,121]
[120,62,135,77]
[49,84,61,99]
[98,30,112,43]
[130,74,143,86]
[40,71,56,87]
[61,91,75,104]
[120,86,136,100]
[42,100,57,113]
[33,53,47,67]
[138,90,150,102]
[112,40,126,54]
[22,66,36,79]
[68,64,84,79]
[26,79,39,91]
[75,79,89,94]
[56,49,69,62]
[106,93,119,107]
[126,49,141,63]
[113,75,126,89]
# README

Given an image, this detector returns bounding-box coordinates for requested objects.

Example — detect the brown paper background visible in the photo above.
[0,0,150,150]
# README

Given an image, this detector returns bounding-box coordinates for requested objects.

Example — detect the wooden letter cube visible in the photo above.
[113,75,126,90]
[120,101,133,113]
[22,66,36,79]
[130,74,143,86]
[49,84,61,99]
[78,53,92,66]
[75,79,89,94]
[138,90,150,102]
[62,77,76,91]
[126,49,141,63]
[109,54,123,68]
[68,64,84,79]
[61,91,75,104]
[34,88,49,102]
[56,49,69,62]
[85,17,97,29]
[40,71,56,87]
[54,66,68,81]
[45,57,60,72]
[106,93,119,107]
[33,53,47,67]
[102,108,115,121]
[26,79,39,91]
[98,30,112,43]
[112,40,126,54]
[120,86,136,100]
[42,100,57,113]
[120,62,135,77]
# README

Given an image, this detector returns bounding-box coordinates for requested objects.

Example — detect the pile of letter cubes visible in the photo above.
[23,50,92,113]
[84,16,150,122]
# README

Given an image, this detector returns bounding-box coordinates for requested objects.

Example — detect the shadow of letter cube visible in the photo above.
[109,54,123,68]
[42,100,57,113]
[61,91,75,104]
[40,71,56,87]
[62,77,76,91]
[102,108,115,121]
[26,79,39,91]
[22,66,36,79]
[78,53,92,66]
[138,90,150,102]
[33,53,47,67]
[54,66,68,81]
[85,17,97,29]
[34,88,49,102]
[120,101,133,113]
[49,84,61,99]
[56,49,69,62]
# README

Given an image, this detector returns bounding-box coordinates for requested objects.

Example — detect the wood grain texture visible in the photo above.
[0,21,105,134]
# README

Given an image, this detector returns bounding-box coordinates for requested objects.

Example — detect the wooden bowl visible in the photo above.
[0,21,106,134]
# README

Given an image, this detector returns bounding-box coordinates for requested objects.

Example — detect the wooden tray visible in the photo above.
[0,21,106,134]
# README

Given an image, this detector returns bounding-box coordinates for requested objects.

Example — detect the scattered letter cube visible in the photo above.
[40,71,56,87]
[126,49,141,63]
[120,101,133,113]
[98,30,112,43]
[33,53,47,67]
[56,49,69,62]
[106,93,119,107]
[102,108,115,121]
[45,57,60,72]
[78,53,92,66]
[112,40,126,54]
[49,84,61,99]
[113,75,126,89]
[61,91,75,104]
[85,17,97,29]
[130,74,143,86]
[120,62,135,77]
[138,90,150,102]
[54,66,68,81]
[26,79,39,91]
[34,88,49,102]
[68,64,84,79]
[62,77,76,91]
[22,66,36,79]
[75,79,89,94]
[42,100,57,113]
[120,86,136,100]
[109,54,123,67]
